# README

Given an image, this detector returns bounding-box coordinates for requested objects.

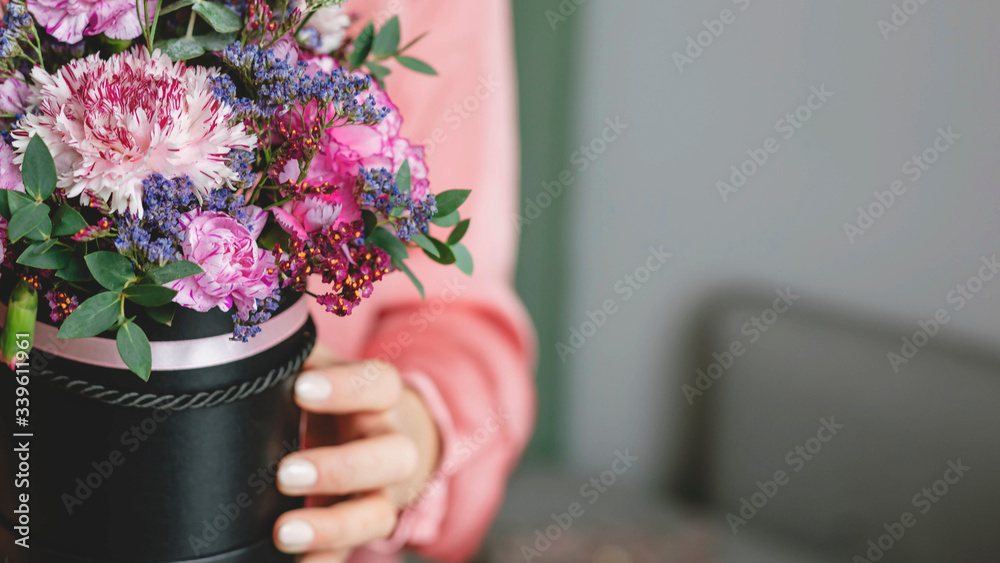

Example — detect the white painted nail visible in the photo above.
[278,458,318,489]
[295,372,332,402]
[277,520,315,552]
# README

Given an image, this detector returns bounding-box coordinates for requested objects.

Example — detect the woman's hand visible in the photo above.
[273,345,441,562]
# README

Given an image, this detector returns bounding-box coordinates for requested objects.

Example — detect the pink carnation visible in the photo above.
[306,57,430,200]
[0,143,24,192]
[28,0,144,44]
[0,71,30,115]
[169,207,278,319]
[271,188,360,239]
[11,48,255,216]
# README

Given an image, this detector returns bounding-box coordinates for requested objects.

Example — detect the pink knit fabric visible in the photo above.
[306,1,537,561]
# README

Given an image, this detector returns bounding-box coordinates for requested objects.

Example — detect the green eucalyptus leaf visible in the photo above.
[117,321,152,380]
[350,22,375,68]
[396,56,436,75]
[396,159,411,197]
[7,191,33,215]
[193,31,237,50]
[361,209,378,238]
[192,0,242,33]
[392,258,424,299]
[162,37,206,60]
[159,0,198,15]
[423,237,455,265]
[85,251,136,291]
[22,135,57,201]
[16,240,72,270]
[56,252,92,282]
[52,203,88,237]
[147,260,203,285]
[368,226,408,261]
[123,285,178,307]
[8,203,50,243]
[434,190,471,217]
[430,210,459,228]
[451,242,473,275]
[146,304,176,326]
[367,61,391,82]
[58,292,122,339]
[410,233,438,257]
[447,218,470,245]
[371,16,400,56]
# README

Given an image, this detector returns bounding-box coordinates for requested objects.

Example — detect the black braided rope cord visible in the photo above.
[31,341,314,411]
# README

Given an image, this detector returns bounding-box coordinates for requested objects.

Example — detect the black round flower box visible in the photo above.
[0,287,314,562]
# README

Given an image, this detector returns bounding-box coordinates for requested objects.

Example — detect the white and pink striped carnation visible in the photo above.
[11,48,255,216]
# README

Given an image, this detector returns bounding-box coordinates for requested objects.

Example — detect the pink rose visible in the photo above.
[169,207,278,319]
[0,72,30,115]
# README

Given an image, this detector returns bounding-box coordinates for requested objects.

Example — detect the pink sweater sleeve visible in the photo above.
[330,1,537,560]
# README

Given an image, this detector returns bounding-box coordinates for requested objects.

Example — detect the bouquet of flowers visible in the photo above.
[0,0,472,380]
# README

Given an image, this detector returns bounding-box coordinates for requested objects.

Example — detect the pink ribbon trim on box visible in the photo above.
[0,297,311,371]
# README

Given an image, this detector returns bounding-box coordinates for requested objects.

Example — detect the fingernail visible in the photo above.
[277,520,315,552]
[295,372,331,402]
[278,458,318,489]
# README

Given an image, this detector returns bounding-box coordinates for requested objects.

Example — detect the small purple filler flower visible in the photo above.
[169,208,278,319]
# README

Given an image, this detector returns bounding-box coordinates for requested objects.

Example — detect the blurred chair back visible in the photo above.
[671,288,1000,563]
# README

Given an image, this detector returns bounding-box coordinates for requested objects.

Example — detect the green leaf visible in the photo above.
[51,203,88,237]
[361,209,377,237]
[162,37,205,60]
[423,237,455,265]
[7,191,33,215]
[451,242,474,275]
[159,0,197,14]
[372,15,400,56]
[58,292,122,339]
[447,218,470,245]
[123,285,178,307]
[117,321,152,380]
[434,190,471,217]
[396,159,411,197]
[85,251,136,291]
[193,31,237,50]
[8,203,50,242]
[350,22,375,69]
[147,260,203,285]
[22,135,57,201]
[399,31,428,53]
[368,226,408,261]
[192,0,242,32]
[392,258,424,299]
[146,304,175,326]
[367,61,391,82]
[410,233,438,257]
[56,252,92,282]
[16,240,72,270]
[430,210,459,228]
[389,205,405,218]
[396,56,437,75]
[0,190,9,219]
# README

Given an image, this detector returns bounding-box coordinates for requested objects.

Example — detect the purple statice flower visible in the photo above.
[215,42,388,124]
[357,168,437,241]
[114,174,197,265]
[231,288,281,342]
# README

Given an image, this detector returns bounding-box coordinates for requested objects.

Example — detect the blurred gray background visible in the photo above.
[497,1,1000,562]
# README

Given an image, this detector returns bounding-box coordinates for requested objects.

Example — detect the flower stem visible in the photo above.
[185,10,197,38]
